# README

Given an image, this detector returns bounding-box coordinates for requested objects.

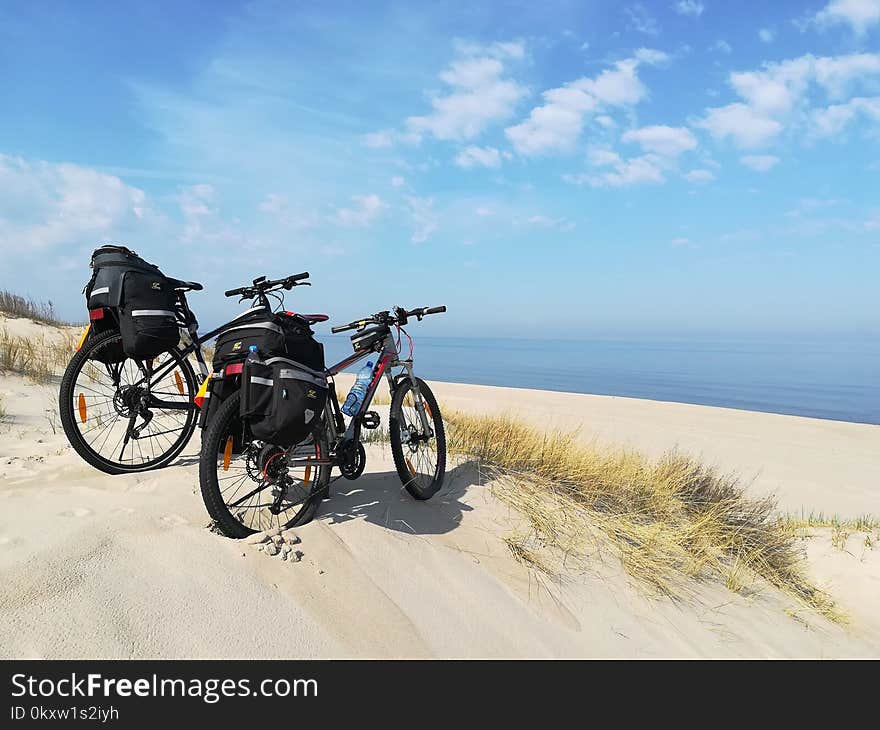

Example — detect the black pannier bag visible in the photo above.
[117,270,180,360]
[212,308,324,371]
[83,245,180,361]
[240,356,328,447]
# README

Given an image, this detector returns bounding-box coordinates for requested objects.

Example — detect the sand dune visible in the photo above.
[1,317,878,658]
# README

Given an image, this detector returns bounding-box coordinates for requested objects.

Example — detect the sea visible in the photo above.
[317,334,880,425]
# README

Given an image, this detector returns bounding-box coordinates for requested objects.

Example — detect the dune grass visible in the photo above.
[0,291,81,381]
[442,410,843,623]
[0,328,76,382]
[0,290,73,327]
[780,512,879,552]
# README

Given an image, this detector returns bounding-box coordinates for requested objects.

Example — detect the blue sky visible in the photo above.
[1,0,878,338]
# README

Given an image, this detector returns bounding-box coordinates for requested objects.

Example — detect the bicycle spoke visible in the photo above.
[67,333,196,469]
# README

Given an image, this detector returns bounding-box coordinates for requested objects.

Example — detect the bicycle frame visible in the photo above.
[285,328,432,469]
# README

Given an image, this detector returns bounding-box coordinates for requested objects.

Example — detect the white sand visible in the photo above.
[1,317,878,658]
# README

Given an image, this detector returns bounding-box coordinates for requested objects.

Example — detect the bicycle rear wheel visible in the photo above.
[198,390,330,538]
[59,329,198,474]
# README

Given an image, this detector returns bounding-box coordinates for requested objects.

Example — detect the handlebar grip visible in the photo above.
[224,287,246,297]
[425,306,446,314]
[291,272,309,282]
[331,323,355,334]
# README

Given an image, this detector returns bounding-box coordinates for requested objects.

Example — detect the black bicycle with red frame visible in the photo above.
[198,303,447,537]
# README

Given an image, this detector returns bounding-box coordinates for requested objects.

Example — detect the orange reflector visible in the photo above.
[303,465,312,487]
[174,370,184,395]
[405,457,416,477]
[77,393,87,423]
[222,436,233,471]
[194,375,211,409]
[75,325,91,351]
[424,402,432,419]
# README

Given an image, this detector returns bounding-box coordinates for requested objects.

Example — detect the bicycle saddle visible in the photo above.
[168,278,204,292]
[282,311,329,323]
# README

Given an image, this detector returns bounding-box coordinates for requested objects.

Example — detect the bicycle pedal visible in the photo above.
[361,411,381,430]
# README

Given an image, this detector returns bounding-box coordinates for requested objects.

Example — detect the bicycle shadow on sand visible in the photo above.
[316,461,483,538]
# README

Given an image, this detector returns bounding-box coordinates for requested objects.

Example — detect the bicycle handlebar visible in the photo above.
[224,272,310,298]
[330,305,447,334]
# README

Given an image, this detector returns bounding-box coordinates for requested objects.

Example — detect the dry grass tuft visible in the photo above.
[0,328,76,382]
[444,410,843,622]
[0,291,73,327]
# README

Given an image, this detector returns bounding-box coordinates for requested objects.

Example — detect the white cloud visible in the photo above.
[808,96,880,137]
[391,175,405,188]
[808,0,880,35]
[758,27,776,43]
[684,168,715,182]
[0,155,150,250]
[601,156,665,186]
[740,154,780,171]
[569,149,666,187]
[622,125,698,156]
[331,194,387,227]
[696,102,783,147]
[475,206,493,217]
[697,52,880,149]
[455,145,503,168]
[505,51,666,155]
[633,48,671,66]
[406,196,438,243]
[674,1,705,17]
[710,39,732,54]
[626,4,660,35]
[452,39,526,61]
[514,215,575,231]
[405,45,527,142]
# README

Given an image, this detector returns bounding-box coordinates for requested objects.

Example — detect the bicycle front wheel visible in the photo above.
[389,377,446,500]
[58,329,199,474]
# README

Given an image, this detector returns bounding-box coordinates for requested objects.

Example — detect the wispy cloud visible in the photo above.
[455,145,505,168]
[331,194,387,227]
[406,196,438,243]
[696,52,880,149]
[801,0,880,36]
[506,50,669,155]
[674,1,705,18]
[625,4,660,35]
[404,42,527,142]
[0,154,151,251]
[740,154,780,171]
[684,168,715,183]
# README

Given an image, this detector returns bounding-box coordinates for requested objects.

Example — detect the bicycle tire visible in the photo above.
[389,377,446,500]
[59,329,199,474]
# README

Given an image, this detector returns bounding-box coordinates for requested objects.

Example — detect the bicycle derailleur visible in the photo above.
[246,444,291,515]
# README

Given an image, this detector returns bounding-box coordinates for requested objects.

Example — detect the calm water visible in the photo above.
[317,334,880,425]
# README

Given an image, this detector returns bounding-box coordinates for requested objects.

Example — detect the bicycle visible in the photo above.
[58,272,314,475]
[198,304,447,538]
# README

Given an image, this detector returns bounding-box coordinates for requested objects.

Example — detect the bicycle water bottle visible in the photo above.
[342,361,374,416]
